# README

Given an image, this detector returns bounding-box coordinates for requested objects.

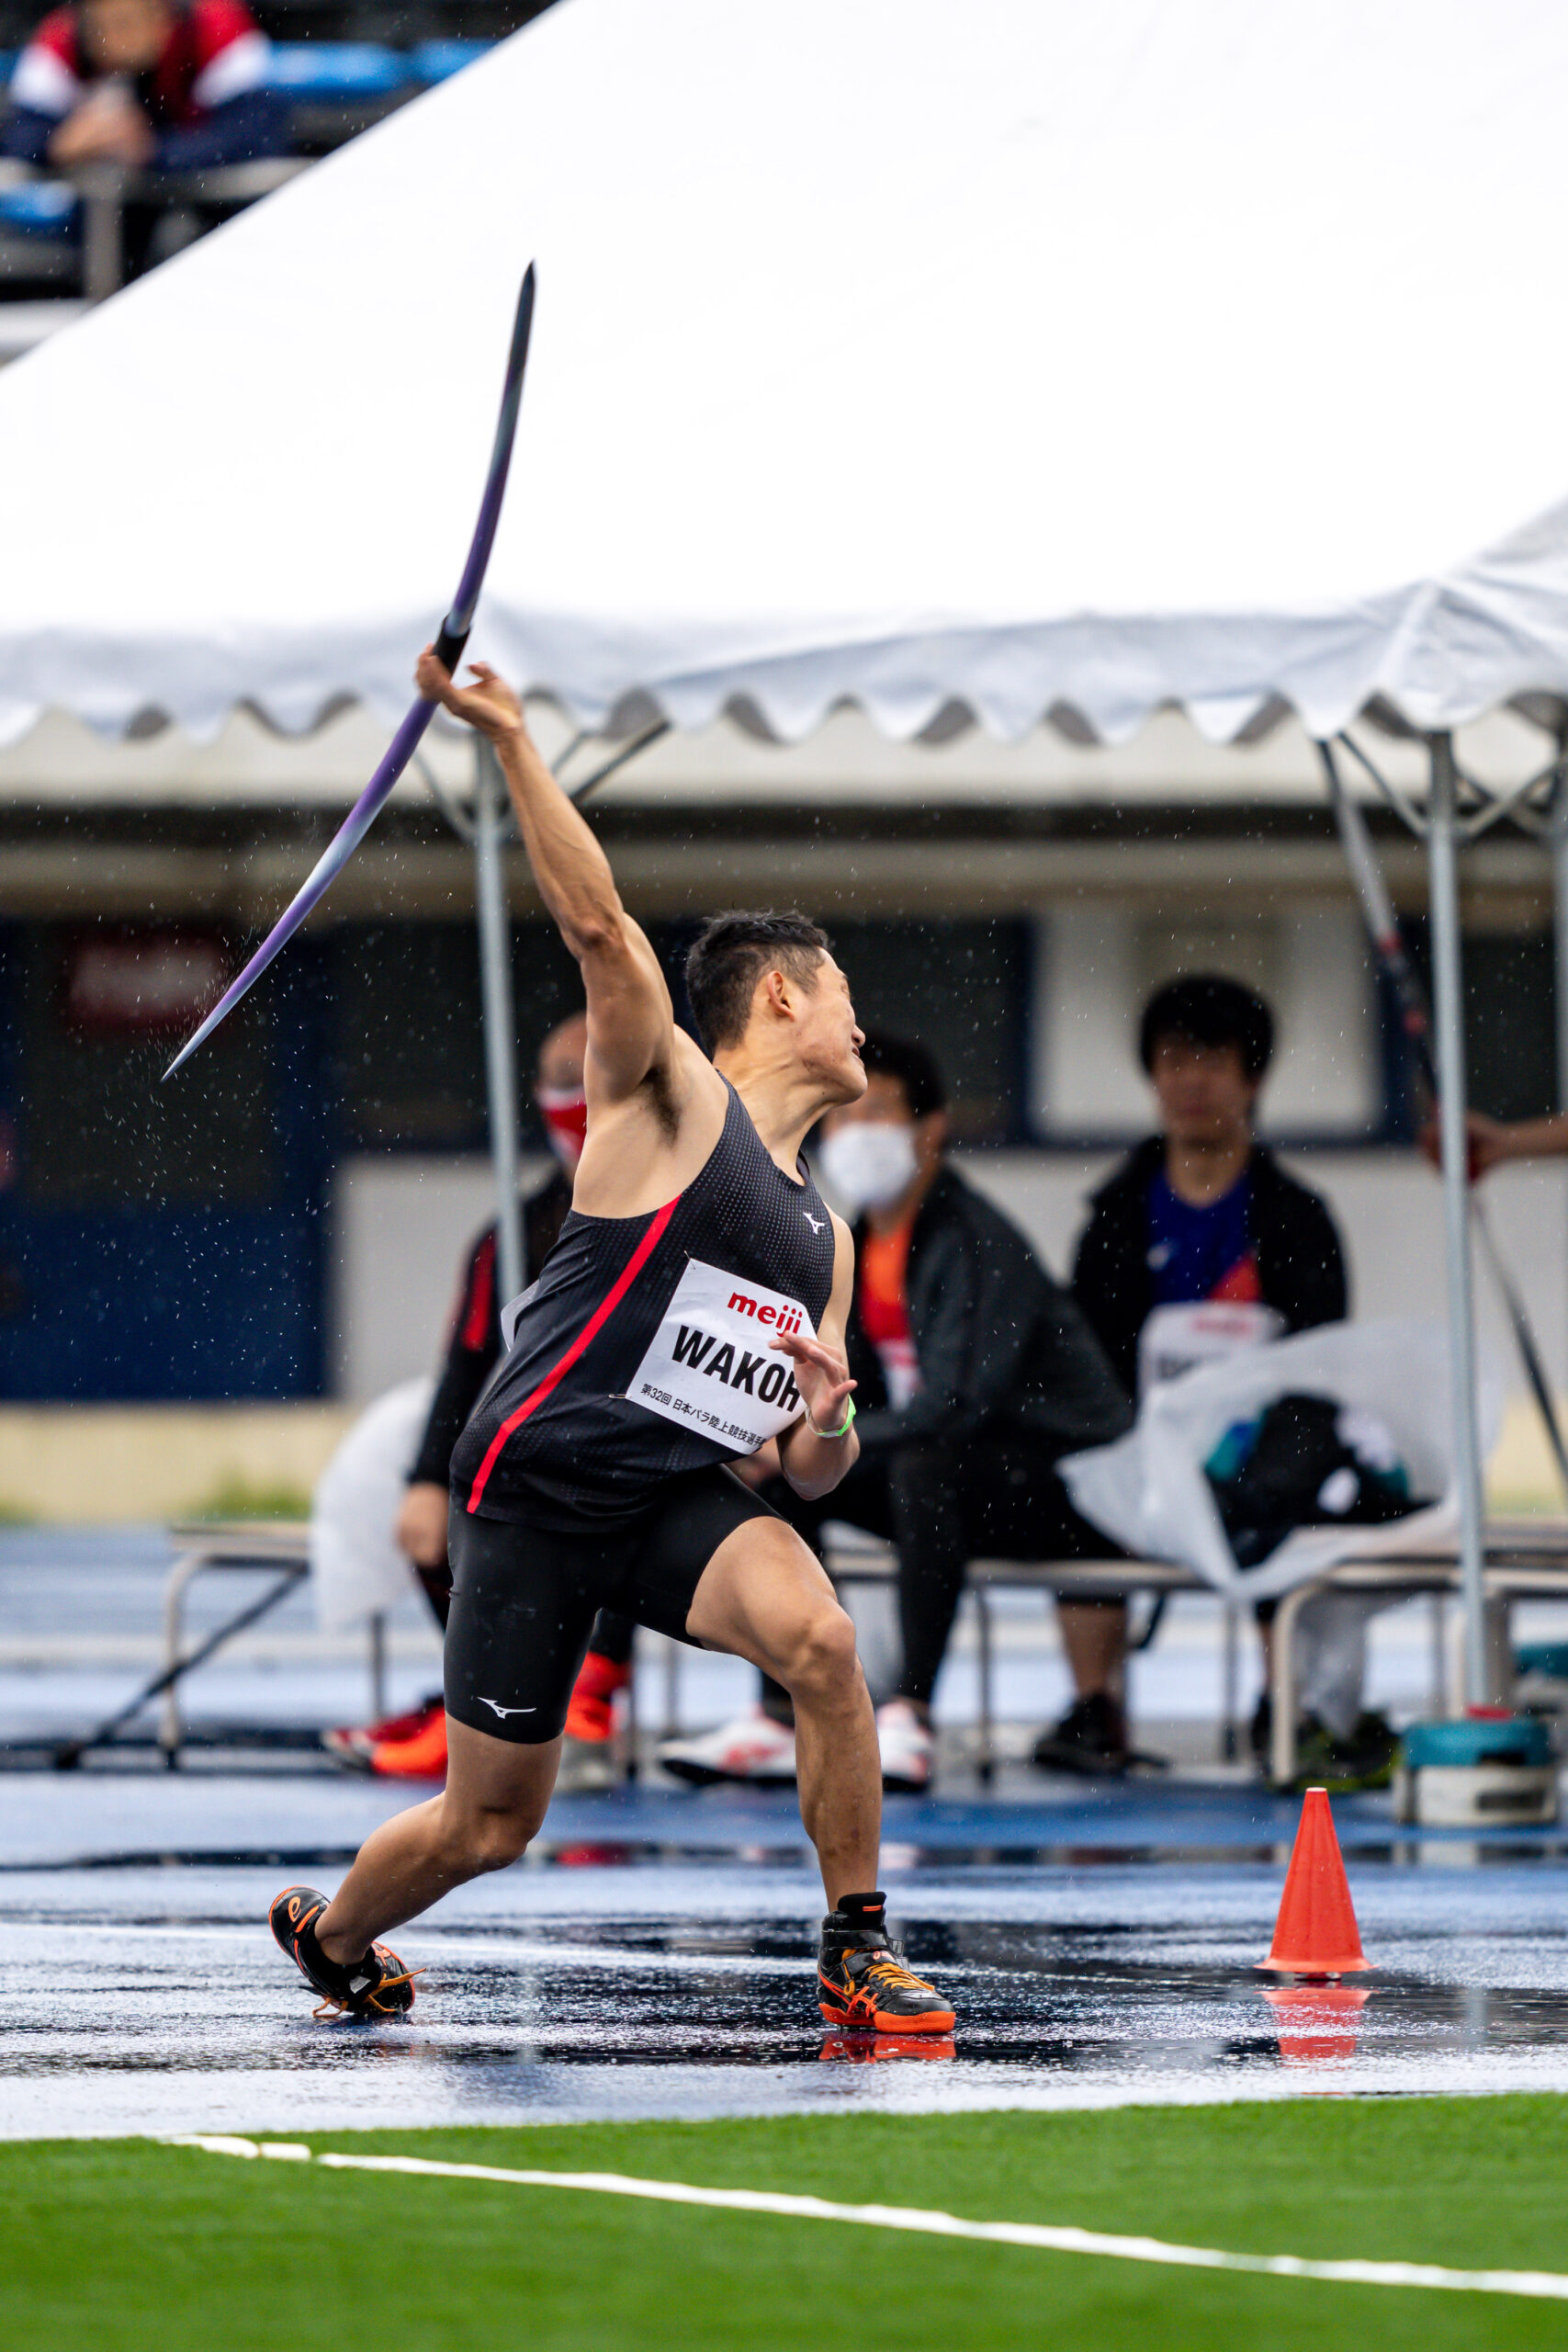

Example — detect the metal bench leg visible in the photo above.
[367,1611,388,1726]
[1270,1581,1317,1790]
[976,1583,994,1784]
[622,1628,639,1781]
[1221,1600,1238,1762]
[161,1552,206,1767]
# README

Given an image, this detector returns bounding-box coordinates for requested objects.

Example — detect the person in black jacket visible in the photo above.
[325,1012,635,1781]
[1050,973,1358,1776]
[659,1033,1132,1792]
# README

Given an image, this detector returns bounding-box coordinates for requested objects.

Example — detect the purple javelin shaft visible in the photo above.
[163,698,439,1078]
[164,263,536,1082]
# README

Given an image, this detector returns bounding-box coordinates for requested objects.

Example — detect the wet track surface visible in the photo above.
[6,1782,1568,2138]
[5,1535,1568,2140]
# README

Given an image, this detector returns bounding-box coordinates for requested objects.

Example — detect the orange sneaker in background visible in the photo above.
[565,1649,630,1744]
[369,1700,448,1780]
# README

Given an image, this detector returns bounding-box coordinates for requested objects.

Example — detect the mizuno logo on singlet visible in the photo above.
[803,1211,826,1232]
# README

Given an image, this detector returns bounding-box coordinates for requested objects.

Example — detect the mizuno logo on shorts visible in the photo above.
[479,1698,536,1718]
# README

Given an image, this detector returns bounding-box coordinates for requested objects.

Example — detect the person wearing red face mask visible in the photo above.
[323,1012,635,1783]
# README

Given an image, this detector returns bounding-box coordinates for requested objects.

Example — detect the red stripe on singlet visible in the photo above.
[460,1232,497,1351]
[464,1193,681,1514]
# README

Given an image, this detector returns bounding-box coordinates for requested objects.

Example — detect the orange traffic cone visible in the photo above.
[1258,1786,1371,1976]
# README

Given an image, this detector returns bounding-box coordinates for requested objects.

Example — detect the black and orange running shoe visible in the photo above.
[268,1884,418,2019]
[817,1891,955,2035]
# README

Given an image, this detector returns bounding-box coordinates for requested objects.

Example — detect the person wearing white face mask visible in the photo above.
[323,1011,635,1785]
[660,1032,1133,1793]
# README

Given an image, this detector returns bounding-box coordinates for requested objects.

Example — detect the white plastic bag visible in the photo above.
[310,1377,436,1632]
[1059,1318,1502,1602]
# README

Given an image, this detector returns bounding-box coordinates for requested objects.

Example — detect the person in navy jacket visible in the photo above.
[3,0,285,174]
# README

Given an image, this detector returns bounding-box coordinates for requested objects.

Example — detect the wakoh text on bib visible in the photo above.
[627,1258,814,1453]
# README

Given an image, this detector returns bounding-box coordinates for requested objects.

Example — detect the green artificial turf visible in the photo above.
[5,2098,1567,2351]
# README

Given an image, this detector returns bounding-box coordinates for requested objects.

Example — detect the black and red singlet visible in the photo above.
[451,1080,838,1529]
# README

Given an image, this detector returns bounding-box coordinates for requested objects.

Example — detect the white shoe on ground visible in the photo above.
[659,1707,798,1785]
[555,1734,617,1792]
[876,1699,933,1792]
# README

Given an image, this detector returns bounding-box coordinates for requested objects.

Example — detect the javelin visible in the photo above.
[164,263,537,1080]
[1318,737,1568,1497]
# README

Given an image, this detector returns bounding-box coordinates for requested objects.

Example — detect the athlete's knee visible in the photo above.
[442,1800,540,1876]
[775,1600,862,1704]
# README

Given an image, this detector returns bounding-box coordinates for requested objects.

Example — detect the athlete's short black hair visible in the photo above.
[1139,973,1273,1081]
[684,910,832,1054]
[859,1030,947,1120]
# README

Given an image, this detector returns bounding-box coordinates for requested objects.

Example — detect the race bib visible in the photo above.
[1138,1300,1285,1397]
[627,1258,814,1453]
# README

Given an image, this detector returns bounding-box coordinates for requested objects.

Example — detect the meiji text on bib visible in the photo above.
[628,1258,814,1453]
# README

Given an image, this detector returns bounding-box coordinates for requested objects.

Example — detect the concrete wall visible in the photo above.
[0,1404,353,1523]
[327,1152,559,1403]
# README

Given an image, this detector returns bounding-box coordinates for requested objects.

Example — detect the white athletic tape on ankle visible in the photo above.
[166,2140,1568,2301]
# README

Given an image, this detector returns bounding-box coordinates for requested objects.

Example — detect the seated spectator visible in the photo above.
[323,1012,635,1788]
[659,1031,1133,1793]
[2,0,286,174]
[1058,974,1392,1785]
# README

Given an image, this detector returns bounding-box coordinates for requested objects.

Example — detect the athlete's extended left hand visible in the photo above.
[771,1329,855,1436]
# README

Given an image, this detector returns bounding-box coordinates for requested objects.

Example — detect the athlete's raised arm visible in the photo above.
[415,652,677,1104]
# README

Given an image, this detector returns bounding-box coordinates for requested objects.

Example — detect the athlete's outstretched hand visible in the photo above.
[415,650,525,744]
[771,1329,855,1435]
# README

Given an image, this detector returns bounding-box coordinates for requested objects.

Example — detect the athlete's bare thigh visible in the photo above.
[684,1512,843,1676]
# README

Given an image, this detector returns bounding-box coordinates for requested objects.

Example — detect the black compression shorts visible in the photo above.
[445,1465,780,1744]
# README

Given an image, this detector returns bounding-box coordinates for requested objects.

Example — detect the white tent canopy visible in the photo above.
[4,0,1568,749]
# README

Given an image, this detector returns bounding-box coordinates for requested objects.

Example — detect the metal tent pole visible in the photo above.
[473,736,524,1306]
[1553,774,1568,1113]
[1427,732,1492,1704]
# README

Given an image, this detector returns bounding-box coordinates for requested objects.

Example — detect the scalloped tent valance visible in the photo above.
[3,0,1568,753]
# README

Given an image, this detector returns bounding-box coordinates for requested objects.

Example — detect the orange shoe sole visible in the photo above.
[818,1987,956,2035]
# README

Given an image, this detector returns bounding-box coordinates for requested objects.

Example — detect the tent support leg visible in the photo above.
[1427,731,1491,1706]
[1552,769,1568,1113]
[475,735,524,1304]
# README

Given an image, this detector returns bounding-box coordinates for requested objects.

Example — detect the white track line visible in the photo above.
[167,2137,1568,2301]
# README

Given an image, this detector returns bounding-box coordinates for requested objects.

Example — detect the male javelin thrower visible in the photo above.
[271,651,955,2035]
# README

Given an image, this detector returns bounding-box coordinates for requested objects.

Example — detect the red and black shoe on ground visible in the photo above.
[817,1891,956,2035]
[268,1884,419,2020]
[321,1691,443,1772]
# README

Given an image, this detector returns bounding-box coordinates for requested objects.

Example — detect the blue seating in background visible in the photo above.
[0,180,76,234]
[412,40,491,84]
[265,43,412,98]
[3,39,495,113]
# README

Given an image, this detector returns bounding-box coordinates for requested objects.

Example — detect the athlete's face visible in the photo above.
[794,953,866,1105]
[83,0,172,71]
[1149,1035,1258,1148]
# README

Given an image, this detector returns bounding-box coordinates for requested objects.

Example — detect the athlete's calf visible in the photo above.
[687,1517,881,1907]
[314,1721,559,1964]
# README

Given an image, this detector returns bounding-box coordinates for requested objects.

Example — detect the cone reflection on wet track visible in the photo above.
[1261,1984,1371,2064]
